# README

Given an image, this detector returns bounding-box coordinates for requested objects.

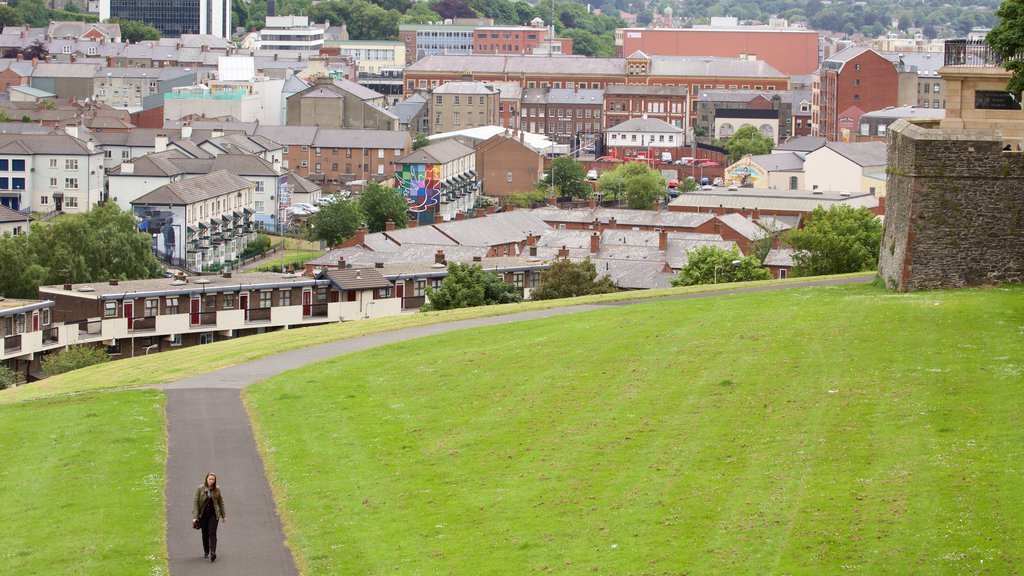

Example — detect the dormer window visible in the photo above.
[62,45,71,54]
[88,47,96,55]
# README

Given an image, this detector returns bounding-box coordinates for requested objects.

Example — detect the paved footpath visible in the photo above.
[159,276,870,575]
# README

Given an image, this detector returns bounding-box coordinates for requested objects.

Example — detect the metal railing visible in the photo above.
[246,307,272,322]
[944,39,1020,67]
[42,326,59,345]
[189,312,218,327]
[130,316,157,332]
[77,319,103,338]
[307,303,329,318]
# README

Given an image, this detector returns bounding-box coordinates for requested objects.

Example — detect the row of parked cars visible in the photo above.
[287,192,351,217]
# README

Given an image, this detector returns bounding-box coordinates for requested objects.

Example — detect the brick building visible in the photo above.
[475,131,544,201]
[615,25,820,75]
[398,19,493,65]
[604,117,685,161]
[694,89,811,141]
[812,47,902,141]
[603,84,689,131]
[519,87,604,146]
[472,20,572,56]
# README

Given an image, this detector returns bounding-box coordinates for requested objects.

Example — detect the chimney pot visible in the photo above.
[337,256,346,268]
[590,232,600,254]
[64,283,72,291]
[473,255,482,262]
[434,212,444,224]
[659,229,668,251]
[222,271,232,278]
[435,250,446,264]
[385,219,395,231]
[375,261,384,268]
[109,279,118,286]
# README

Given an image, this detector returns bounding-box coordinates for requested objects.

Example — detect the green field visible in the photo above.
[246,284,1024,575]
[0,391,167,575]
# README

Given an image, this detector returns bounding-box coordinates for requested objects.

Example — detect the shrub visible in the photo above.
[41,345,110,377]
[0,364,19,389]
[241,234,272,259]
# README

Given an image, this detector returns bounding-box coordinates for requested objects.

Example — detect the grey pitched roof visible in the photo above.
[748,152,804,172]
[650,56,786,79]
[820,142,887,167]
[282,74,310,93]
[861,106,945,121]
[763,248,794,267]
[282,170,319,194]
[0,133,97,155]
[212,154,278,176]
[716,213,768,241]
[406,54,626,76]
[604,84,689,97]
[775,136,826,152]
[669,189,880,213]
[434,81,497,95]
[46,21,121,40]
[95,66,195,81]
[310,128,409,149]
[29,62,101,78]
[39,271,314,299]
[0,204,30,223]
[397,139,474,165]
[131,171,253,206]
[607,116,683,133]
[530,207,714,229]
[587,258,673,290]
[521,88,604,105]
[389,95,428,125]
[880,51,944,76]
[300,78,383,101]
[322,267,392,290]
[432,211,551,247]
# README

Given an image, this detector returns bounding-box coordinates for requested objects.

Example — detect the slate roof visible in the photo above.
[521,88,604,105]
[716,212,768,240]
[389,94,427,125]
[649,56,787,79]
[763,247,795,267]
[748,152,804,172]
[131,171,253,206]
[587,258,673,290]
[322,267,392,290]
[29,62,101,77]
[774,136,826,153]
[607,117,684,133]
[433,211,551,246]
[396,139,474,165]
[310,128,408,149]
[820,141,887,167]
[0,204,30,223]
[406,54,625,76]
[0,133,97,155]
[39,272,314,299]
[531,207,715,229]
[433,81,497,95]
[669,189,880,212]
[604,84,688,97]
[861,106,945,121]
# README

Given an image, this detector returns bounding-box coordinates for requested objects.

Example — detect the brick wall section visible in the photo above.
[879,120,1024,291]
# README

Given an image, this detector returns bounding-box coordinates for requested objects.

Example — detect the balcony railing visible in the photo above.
[3,334,21,353]
[42,326,59,345]
[77,319,103,339]
[190,312,218,327]
[307,303,329,318]
[944,39,1021,67]
[130,316,157,332]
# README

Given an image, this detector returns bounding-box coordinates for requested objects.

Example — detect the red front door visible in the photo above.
[239,292,249,321]
[190,297,200,325]
[396,282,404,307]
[124,301,134,330]
[301,289,312,316]
[31,311,39,331]
[346,290,356,302]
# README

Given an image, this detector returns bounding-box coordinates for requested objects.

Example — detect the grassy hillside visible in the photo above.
[0,391,167,575]
[245,283,1024,575]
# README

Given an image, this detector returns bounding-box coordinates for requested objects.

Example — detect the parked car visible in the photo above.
[586,169,599,181]
[288,203,319,216]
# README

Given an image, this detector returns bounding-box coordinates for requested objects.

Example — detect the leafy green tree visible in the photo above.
[539,156,591,199]
[0,364,18,389]
[507,189,547,208]
[306,198,362,246]
[529,258,617,300]
[0,5,21,28]
[309,0,401,40]
[986,0,1024,94]
[724,125,774,163]
[786,205,883,277]
[428,0,476,19]
[596,161,666,208]
[412,132,430,150]
[402,2,442,23]
[421,263,523,311]
[670,245,771,286]
[241,233,272,258]
[0,203,162,298]
[63,1,80,12]
[40,345,110,377]
[107,18,161,42]
[358,182,409,233]
[11,0,49,27]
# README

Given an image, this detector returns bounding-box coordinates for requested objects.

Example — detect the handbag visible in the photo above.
[192,518,200,530]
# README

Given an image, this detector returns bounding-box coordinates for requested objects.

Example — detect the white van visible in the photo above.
[660,152,672,163]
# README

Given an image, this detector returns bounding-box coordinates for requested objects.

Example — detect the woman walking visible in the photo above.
[193,472,226,562]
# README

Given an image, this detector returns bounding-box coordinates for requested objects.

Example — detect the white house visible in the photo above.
[604,116,685,159]
[0,204,30,236]
[803,142,887,195]
[0,132,105,214]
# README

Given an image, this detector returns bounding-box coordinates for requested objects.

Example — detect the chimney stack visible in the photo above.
[525,233,538,246]
[337,256,346,269]
[434,212,444,224]
[472,255,482,262]
[434,250,446,265]
[385,219,395,231]
[375,261,384,268]
[608,217,617,229]
[108,279,119,286]
[557,245,569,259]
[590,232,600,254]
[455,211,466,221]
[659,229,668,251]
[64,283,72,291]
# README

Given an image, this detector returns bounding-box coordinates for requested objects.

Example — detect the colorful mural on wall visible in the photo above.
[725,157,766,186]
[396,163,441,212]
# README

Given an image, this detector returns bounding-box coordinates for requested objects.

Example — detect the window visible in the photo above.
[877,124,887,136]
[414,279,426,297]
[259,290,272,308]
[104,301,117,318]
[853,94,860,102]
[122,150,130,159]
[49,178,57,188]
[223,293,235,309]
[855,64,861,71]
[145,298,159,317]
[166,297,179,314]
[377,149,384,159]
[65,159,78,170]
[453,96,460,105]
[513,272,524,288]
[12,159,24,171]
[40,195,48,205]
[934,84,941,94]
[49,158,58,168]
[933,99,939,108]
[453,112,460,126]
[199,333,215,345]
[279,289,291,307]
[315,163,321,172]
[789,176,798,190]
[65,197,78,208]
[506,171,513,183]
[529,271,540,287]
[169,333,182,347]
[0,159,7,171]
[859,123,869,136]
[854,79,860,86]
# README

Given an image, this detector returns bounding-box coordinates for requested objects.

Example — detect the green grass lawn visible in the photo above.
[0,391,166,575]
[1,275,868,405]
[245,283,1024,575]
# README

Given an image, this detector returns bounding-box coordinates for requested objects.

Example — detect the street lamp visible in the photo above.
[714,259,741,284]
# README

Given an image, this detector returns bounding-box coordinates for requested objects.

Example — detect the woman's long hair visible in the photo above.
[204,473,218,489]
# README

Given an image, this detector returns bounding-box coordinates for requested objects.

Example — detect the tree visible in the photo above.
[786,205,883,276]
[0,5,22,27]
[64,1,80,12]
[11,0,49,27]
[306,198,362,247]
[403,2,441,22]
[507,189,547,208]
[0,204,162,298]
[539,156,591,199]
[529,258,617,300]
[595,161,666,208]
[421,263,523,311]
[986,0,1024,94]
[40,345,110,377]
[430,0,476,19]
[724,125,774,163]
[107,18,161,43]
[0,364,18,389]
[412,132,430,150]
[358,182,409,233]
[670,245,771,286]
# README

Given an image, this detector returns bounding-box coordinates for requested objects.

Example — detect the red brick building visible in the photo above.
[604,84,689,131]
[813,47,901,142]
[472,21,572,56]
[616,26,821,75]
